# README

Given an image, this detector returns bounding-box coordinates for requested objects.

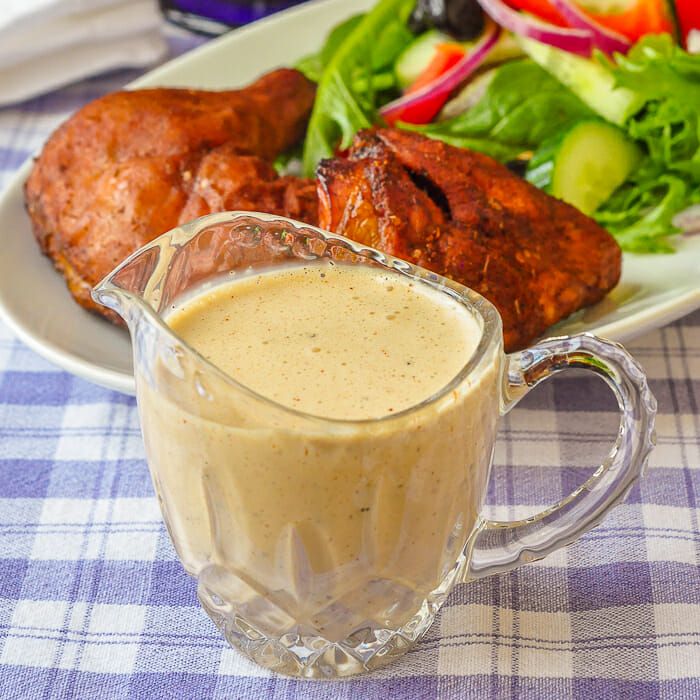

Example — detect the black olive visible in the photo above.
[408,0,446,35]
[408,0,485,41]
[445,0,485,39]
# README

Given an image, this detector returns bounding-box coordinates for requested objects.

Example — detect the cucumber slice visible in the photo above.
[516,36,645,125]
[395,30,453,90]
[526,120,642,215]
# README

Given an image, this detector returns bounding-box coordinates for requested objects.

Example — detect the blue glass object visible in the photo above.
[160,0,310,34]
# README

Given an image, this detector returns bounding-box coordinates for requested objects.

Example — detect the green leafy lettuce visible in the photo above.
[593,35,700,252]
[301,0,414,176]
[404,59,596,162]
[296,14,365,84]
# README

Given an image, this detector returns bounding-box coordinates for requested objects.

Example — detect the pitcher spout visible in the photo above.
[91,280,135,326]
[91,236,171,327]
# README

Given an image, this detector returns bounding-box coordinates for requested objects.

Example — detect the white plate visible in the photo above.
[1,0,699,395]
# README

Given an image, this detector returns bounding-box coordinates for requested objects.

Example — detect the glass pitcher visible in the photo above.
[92,211,656,678]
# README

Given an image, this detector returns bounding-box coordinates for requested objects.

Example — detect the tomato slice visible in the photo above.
[383,97,447,125]
[384,44,469,125]
[507,0,677,42]
[674,0,700,46]
[505,0,566,25]
[586,2,676,42]
[406,43,466,93]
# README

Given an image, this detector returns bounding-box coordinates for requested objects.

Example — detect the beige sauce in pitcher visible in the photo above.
[139,261,500,640]
[166,262,481,419]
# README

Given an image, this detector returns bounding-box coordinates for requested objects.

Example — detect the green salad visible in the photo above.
[295,0,700,253]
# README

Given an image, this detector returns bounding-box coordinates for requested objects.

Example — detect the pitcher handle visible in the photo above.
[465,333,657,581]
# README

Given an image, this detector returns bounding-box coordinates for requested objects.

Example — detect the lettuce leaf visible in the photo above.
[610,35,700,107]
[593,35,700,252]
[594,170,688,253]
[404,59,595,162]
[296,14,365,83]
[301,0,414,176]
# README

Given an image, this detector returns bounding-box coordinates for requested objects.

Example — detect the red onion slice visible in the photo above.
[549,0,631,55]
[475,0,593,57]
[380,23,502,125]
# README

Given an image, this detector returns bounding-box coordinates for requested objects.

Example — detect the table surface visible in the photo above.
[1,22,700,700]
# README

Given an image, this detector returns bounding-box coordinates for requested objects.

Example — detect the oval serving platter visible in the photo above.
[0,0,698,394]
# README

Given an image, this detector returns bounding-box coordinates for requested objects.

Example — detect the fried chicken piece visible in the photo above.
[25,69,317,320]
[178,144,317,225]
[318,129,621,351]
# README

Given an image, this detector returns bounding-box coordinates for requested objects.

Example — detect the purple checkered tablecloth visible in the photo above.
[1,25,700,700]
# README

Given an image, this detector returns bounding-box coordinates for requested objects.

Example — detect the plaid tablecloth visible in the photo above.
[1,26,700,700]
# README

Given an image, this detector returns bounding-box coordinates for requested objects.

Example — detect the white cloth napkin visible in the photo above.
[0,0,167,106]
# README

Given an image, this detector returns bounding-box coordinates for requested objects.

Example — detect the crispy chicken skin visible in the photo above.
[178,145,318,225]
[25,69,317,319]
[318,129,621,351]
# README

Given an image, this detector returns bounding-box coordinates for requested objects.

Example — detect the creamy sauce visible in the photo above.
[138,261,501,642]
[166,262,481,420]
